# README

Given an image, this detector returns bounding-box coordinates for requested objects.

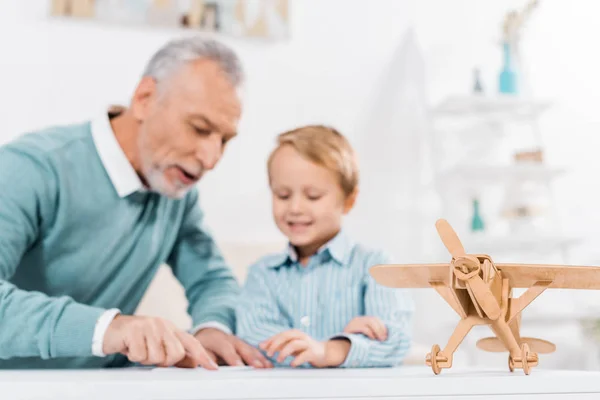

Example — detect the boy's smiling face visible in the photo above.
[269,145,356,260]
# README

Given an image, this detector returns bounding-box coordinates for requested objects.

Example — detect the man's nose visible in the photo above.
[197,133,223,171]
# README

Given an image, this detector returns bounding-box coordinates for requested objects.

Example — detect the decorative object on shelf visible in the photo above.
[49,0,290,39]
[146,0,181,28]
[514,148,544,163]
[198,2,219,31]
[51,0,95,18]
[500,181,549,235]
[471,198,485,233]
[502,148,547,234]
[473,68,484,94]
[501,0,539,47]
[498,41,518,95]
[498,0,539,95]
[370,218,600,375]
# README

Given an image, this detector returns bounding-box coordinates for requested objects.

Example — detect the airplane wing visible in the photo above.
[369,263,450,288]
[495,263,600,289]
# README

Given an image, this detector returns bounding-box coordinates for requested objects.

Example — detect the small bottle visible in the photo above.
[471,198,485,232]
[473,68,484,94]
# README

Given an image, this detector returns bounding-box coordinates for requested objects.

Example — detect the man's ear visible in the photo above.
[343,188,359,214]
[131,76,158,122]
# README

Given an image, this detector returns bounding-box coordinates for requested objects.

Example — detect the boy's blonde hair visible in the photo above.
[267,125,359,197]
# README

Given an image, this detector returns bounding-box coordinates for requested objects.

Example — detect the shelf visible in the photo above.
[437,164,566,186]
[432,94,552,119]
[463,233,580,255]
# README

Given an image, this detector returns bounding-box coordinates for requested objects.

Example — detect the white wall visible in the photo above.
[3,0,600,257]
[1,0,599,285]
[0,0,418,245]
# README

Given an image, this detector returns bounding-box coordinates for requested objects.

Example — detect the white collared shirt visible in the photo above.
[90,105,144,197]
[90,107,230,357]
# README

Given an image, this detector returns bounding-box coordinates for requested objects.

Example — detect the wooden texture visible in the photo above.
[464,273,501,320]
[370,263,450,287]
[435,219,466,258]
[369,218,600,376]
[495,263,600,289]
[371,263,600,289]
[431,282,468,318]
[476,337,556,354]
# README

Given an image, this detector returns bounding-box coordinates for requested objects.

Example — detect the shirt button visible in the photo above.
[300,316,311,327]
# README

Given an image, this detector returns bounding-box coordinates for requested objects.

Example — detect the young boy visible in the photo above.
[235,125,414,368]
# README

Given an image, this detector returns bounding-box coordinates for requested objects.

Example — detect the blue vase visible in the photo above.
[471,199,485,232]
[499,42,518,95]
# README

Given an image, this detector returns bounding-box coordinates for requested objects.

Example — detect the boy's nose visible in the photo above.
[289,197,304,213]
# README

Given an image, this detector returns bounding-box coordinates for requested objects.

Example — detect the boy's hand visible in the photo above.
[260,330,351,368]
[343,316,388,341]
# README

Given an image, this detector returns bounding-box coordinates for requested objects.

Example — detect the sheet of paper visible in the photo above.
[151,366,254,373]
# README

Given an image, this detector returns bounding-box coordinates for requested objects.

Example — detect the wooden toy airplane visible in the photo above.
[370,219,600,375]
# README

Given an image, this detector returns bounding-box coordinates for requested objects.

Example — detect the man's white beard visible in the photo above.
[144,165,190,199]
[137,131,191,199]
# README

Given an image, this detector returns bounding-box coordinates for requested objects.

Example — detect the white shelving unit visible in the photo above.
[427,93,588,370]
[427,93,579,262]
[432,94,552,119]
[437,164,566,187]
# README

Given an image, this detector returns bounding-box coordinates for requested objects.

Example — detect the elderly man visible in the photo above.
[0,36,270,370]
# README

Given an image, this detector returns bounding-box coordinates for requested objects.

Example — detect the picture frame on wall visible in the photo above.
[49,0,290,40]
[200,2,219,32]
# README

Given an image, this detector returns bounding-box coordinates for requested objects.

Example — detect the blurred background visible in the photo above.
[3,0,600,371]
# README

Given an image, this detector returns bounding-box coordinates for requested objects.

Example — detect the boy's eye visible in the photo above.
[276,193,290,200]
[306,194,322,201]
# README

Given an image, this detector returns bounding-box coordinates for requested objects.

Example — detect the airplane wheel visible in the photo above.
[508,355,515,372]
[521,343,531,375]
[430,344,441,375]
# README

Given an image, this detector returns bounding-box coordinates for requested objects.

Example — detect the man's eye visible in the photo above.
[194,126,210,135]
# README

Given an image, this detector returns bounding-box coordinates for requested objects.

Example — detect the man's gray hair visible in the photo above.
[142,36,244,88]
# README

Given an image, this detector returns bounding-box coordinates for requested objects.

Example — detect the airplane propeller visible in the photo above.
[435,219,502,320]
[435,219,466,259]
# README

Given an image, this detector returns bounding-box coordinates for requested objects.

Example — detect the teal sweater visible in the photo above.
[0,122,239,369]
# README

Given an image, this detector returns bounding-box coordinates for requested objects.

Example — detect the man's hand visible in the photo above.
[103,315,218,369]
[343,316,387,341]
[260,330,351,368]
[194,328,273,368]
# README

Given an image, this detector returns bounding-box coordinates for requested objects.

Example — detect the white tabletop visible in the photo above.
[2,366,600,399]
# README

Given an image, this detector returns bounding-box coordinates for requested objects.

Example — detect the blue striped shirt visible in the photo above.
[235,231,414,368]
